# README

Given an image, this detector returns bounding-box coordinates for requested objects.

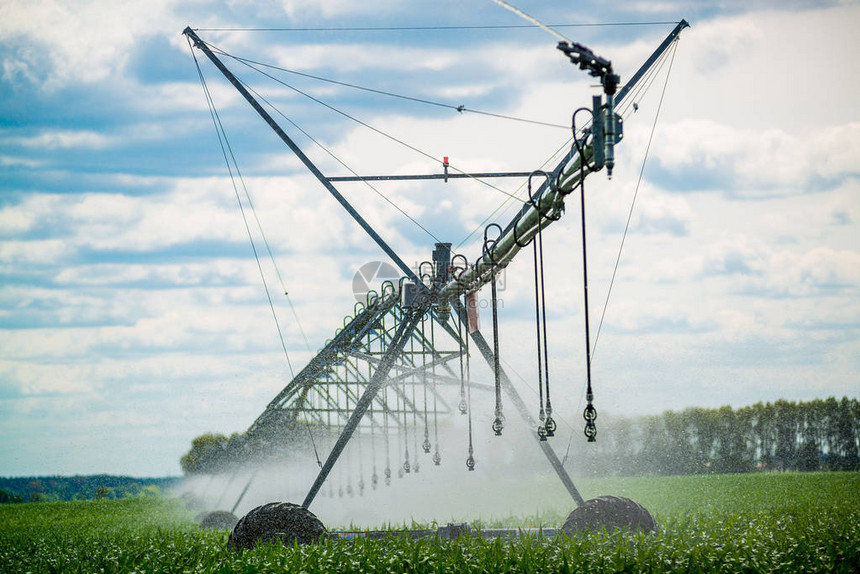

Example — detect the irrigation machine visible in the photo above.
[181,12,689,547]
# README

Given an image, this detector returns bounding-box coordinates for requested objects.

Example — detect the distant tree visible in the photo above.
[753,401,776,469]
[29,492,46,503]
[774,400,798,471]
[612,416,637,474]
[28,479,43,498]
[180,432,231,475]
[637,415,668,474]
[797,439,819,472]
[139,484,160,497]
[94,485,110,500]
[832,397,859,470]
[689,407,719,473]
[0,488,23,504]
[662,409,696,475]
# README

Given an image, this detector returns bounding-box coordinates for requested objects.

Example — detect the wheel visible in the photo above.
[228,502,328,550]
[561,495,657,535]
[198,510,239,530]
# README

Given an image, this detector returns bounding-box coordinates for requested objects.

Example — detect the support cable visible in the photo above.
[236,161,313,353]
[239,80,445,244]
[189,39,328,468]
[454,128,583,252]
[193,22,682,32]
[188,38,296,379]
[592,39,679,356]
[217,52,569,130]
[224,99,326,465]
[204,42,526,205]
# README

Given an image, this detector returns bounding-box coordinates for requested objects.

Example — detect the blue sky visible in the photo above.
[1,0,858,478]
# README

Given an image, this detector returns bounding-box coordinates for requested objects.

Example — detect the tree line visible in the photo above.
[573,397,859,476]
[0,475,180,504]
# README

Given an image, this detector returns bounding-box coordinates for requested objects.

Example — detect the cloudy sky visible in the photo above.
[1,0,858,479]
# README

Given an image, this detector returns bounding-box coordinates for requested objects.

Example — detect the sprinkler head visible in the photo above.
[545,415,557,437]
[492,417,504,436]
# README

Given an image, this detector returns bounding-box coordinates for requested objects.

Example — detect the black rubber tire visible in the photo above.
[562,495,657,535]
[228,502,328,550]
[198,510,239,530]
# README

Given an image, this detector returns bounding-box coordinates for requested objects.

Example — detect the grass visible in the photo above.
[1,473,858,573]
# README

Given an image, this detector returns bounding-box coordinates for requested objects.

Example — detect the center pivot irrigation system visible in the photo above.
[182,13,689,547]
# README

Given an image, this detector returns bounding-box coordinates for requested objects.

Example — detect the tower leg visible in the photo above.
[302,309,424,509]
[467,323,585,506]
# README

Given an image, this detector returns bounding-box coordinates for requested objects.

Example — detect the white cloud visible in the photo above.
[660,4,860,132]
[11,129,113,150]
[0,239,72,265]
[0,154,44,168]
[272,0,402,20]
[0,0,177,90]
[652,120,860,195]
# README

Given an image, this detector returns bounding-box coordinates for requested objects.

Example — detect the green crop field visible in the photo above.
[1,473,858,573]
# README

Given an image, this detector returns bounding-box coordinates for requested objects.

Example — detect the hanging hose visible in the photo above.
[383,382,392,486]
[402,406,410,475]
[454,256,469,416]
[452,255,476,471]
[420,306,431,454]
[357,428,365,497]
[572,110,598,442]
[370,423,378,490]
[431,311,441,466]
[484,224,505,436]
[464,290,476,471]
[412,366,420,473]
[539,222,556,438]
[368,327,379,490]
[526,172,556,441]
